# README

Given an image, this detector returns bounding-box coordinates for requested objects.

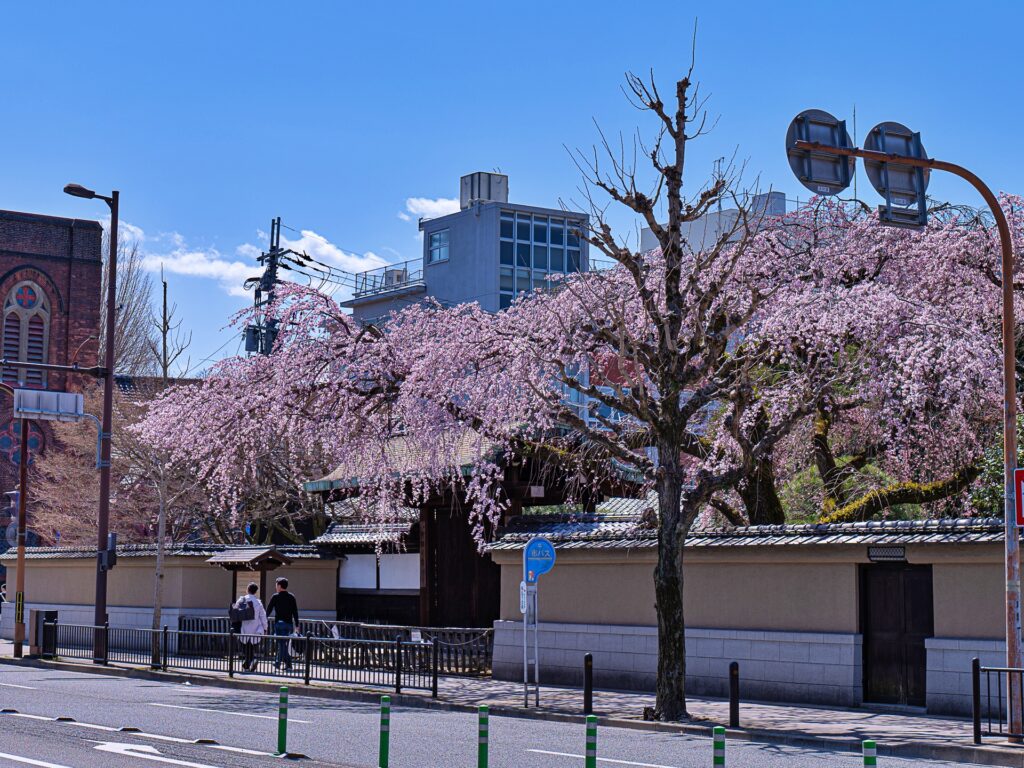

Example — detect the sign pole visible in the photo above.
[534,586,541,706]
[522,537,556,708]
[522,582,528,707]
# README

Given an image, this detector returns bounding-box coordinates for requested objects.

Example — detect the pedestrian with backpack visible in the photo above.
[230,582,268,672]
[266,577,299,671]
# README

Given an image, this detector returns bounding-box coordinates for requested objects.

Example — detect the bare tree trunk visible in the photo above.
[654,444,688,720]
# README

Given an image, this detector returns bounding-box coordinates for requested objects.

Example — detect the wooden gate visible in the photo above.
[861,563,933,706]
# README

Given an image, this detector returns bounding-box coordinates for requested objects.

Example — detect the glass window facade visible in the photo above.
[499,211,583,308]
[428,229,450,263]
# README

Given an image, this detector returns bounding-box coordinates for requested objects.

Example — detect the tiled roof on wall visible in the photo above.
[490,511,1004,551]
[0,543,328,561]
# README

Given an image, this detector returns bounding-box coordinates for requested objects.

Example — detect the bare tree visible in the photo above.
[99,236,158,375]
[146,270,194,662]
[522,65,827,719]
[147,268,192,382]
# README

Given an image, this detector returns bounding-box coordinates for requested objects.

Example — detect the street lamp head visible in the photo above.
[63,183,96,199]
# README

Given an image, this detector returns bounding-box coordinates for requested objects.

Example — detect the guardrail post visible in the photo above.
[102,622,110,665]
[304,632,312,685]
[431,637,439,698]
[162,625,169,671]
[585,714,597,768]
[394,636,403,694]
[862,739,876,768]
[584,652,593,715]
[972,658,982,744]
[713,725,725,768]
[477,704,489,768]
[729,661,740,728]
[379,695,391,768]
[276,686,288,756]
[228,631,236,678]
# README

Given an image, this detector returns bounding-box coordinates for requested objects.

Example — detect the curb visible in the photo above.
[3,655,1022,767]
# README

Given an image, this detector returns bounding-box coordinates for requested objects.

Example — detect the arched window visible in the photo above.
[2,281,50,388]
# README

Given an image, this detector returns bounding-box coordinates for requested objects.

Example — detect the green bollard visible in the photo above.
[713,725,725,767]
[585,714,597,768]
[863,740,877,768]
[277,686,288,756]
[478,705,489,768]
[379,695,391,768]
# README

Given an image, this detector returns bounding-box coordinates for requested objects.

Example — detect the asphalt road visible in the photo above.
[0,664,990,768]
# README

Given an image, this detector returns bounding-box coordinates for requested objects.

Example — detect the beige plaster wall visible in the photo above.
[494,542,1004,636]
[498,551,858,632]
[7,556,338,612]
[932,561,1003,638]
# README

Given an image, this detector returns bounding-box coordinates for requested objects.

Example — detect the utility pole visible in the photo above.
[245,217,282,355]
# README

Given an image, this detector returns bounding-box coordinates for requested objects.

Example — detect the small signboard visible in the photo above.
[523,537,556,584]
[1015,468,1024,527]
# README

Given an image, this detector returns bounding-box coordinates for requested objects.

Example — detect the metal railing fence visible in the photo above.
[179,615,491,676]
[45,621,438,696]
[972,657,1020,742]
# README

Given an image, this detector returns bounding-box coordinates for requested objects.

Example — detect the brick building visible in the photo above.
[0,209,103,559]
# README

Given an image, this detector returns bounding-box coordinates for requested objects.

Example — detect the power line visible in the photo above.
[183,331,241,376]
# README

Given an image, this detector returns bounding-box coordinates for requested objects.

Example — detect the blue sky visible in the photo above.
[1,1,1021,369]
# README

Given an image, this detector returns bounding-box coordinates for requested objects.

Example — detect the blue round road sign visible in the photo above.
[523,537,556,584]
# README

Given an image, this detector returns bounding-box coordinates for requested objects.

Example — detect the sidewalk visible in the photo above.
[1,641,1020,766]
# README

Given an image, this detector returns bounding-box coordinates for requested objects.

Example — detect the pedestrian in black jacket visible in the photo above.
[266,577,300,671]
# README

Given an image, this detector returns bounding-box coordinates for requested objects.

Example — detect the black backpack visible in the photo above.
[229,597,255,623]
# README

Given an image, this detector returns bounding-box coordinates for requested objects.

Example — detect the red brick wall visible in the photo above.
[0,209,103,539]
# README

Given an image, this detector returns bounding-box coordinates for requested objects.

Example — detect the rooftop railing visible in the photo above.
[353,259,424,300]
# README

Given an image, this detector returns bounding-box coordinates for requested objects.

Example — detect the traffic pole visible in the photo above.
[276,686,288,756]
[478,705,489,768]
[379,695,391,768]
[713,725,725,768]
[585,714,597,768]
[863,740,877,768]
[791,137,1024,739]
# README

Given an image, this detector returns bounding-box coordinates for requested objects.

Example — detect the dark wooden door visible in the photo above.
[421,508,501,628]
[861,563,933,706]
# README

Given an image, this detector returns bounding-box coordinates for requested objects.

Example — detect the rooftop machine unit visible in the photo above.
[460,172,509,210]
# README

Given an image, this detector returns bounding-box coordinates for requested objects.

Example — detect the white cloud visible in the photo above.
[279,229,388,274]
[401,196,460,220]
[113,221,386,299]
[140,248,256,297]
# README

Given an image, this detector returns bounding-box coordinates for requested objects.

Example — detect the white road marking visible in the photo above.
[528,749,680,768]
[0,683,36,690]
[93,742,220,768]
[0,753,74,768]
[66,721,120,732]
[2,709,274,756]
[209,745,274,756]
[147,702,310,723]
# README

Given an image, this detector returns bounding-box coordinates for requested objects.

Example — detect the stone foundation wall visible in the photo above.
[925,636,1004,716]
[493,621,863,707]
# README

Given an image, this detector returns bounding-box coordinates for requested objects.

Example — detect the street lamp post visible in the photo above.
[64,183,118,664]
[792,138,1022,737]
